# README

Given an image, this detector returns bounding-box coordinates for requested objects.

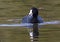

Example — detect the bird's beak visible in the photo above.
[29,10,33,16]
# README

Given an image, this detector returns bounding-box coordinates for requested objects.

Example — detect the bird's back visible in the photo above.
[21,15,43,23]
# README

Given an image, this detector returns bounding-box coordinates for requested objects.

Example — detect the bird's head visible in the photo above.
[29,7,38,17]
